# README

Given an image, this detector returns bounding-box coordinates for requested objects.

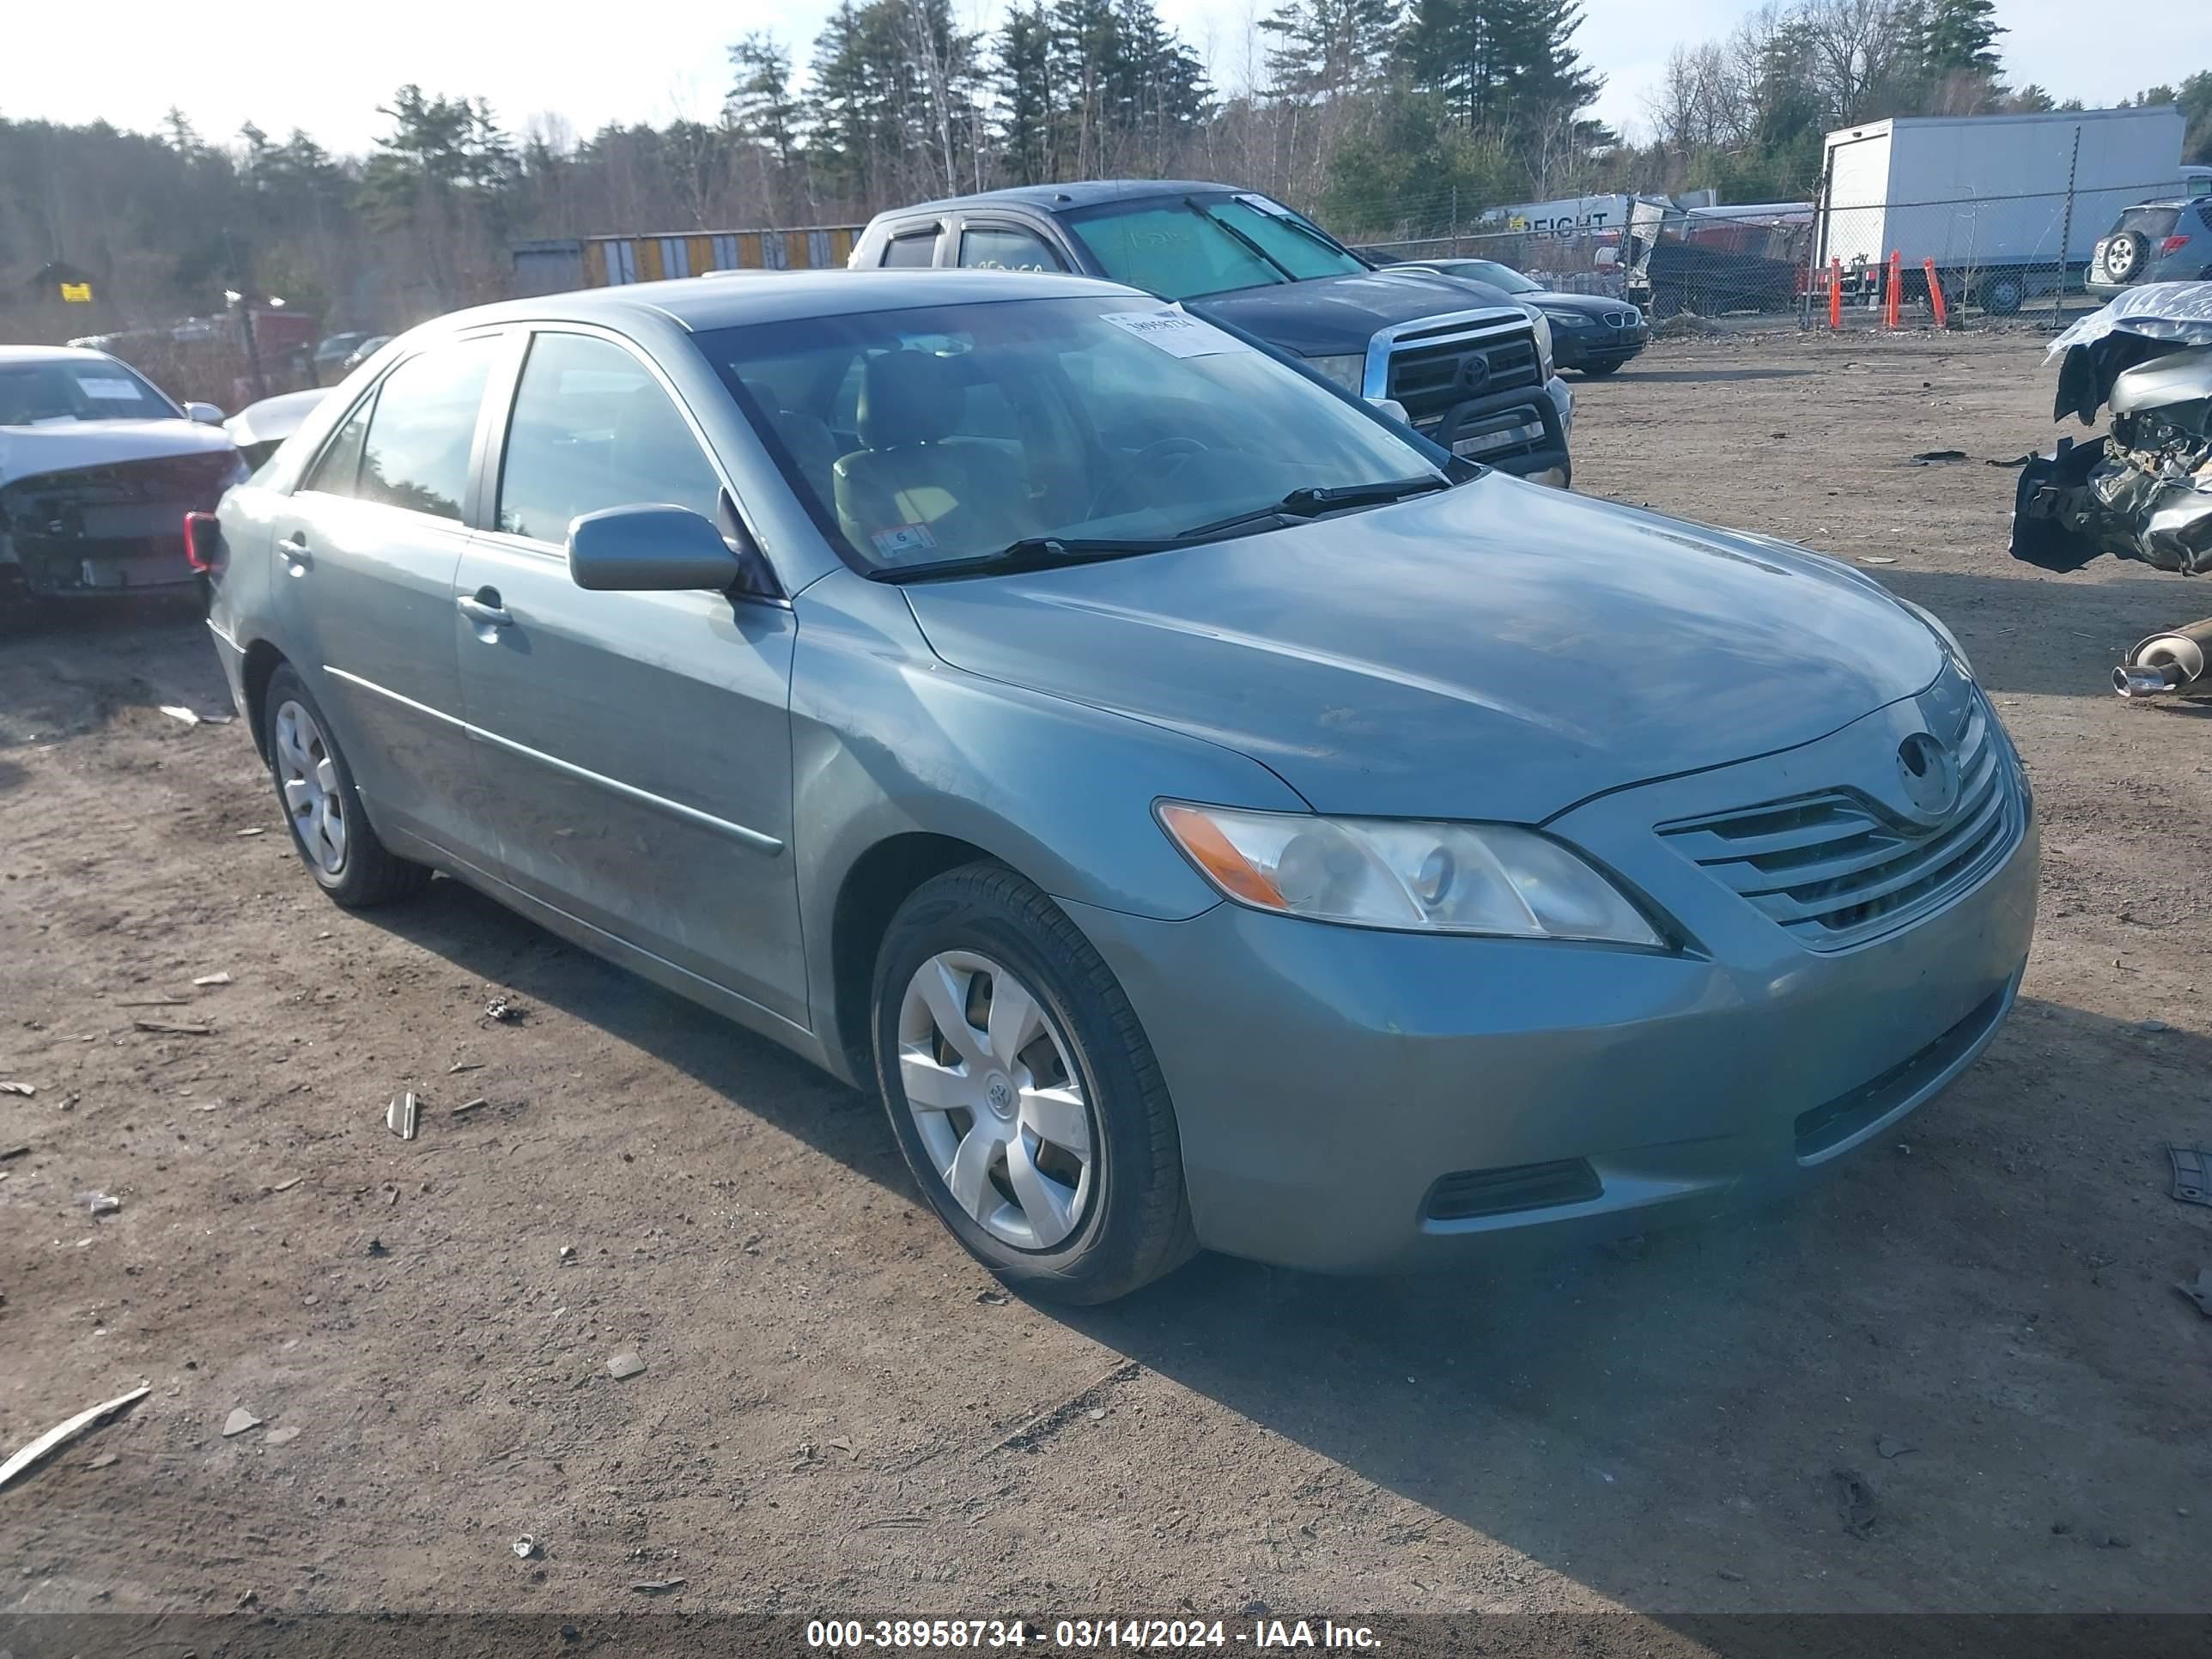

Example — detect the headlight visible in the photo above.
[1304,353,1367,395]
[1540,307,1589,328]
[1899,599,1974,680]
[1157,802,1662,945]
[1521,307,1553,375]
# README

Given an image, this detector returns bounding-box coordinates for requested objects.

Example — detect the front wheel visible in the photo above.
[1980,275,2025,317]
[872,862,1195,1304]
[1579,361,1626,377]
[262,665,431,908]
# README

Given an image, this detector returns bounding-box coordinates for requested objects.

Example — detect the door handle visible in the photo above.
[279,533,312,570]
[457,592,513,629]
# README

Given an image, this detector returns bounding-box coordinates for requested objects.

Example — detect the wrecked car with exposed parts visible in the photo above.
[0,345,242,620]
[2009,283,2212,580]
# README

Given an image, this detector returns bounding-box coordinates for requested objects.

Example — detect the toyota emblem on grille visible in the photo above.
[1455,356,1492,393]
[1895,731,1960,817]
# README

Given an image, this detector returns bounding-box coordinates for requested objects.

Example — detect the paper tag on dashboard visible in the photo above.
[76,377,141,400]
[871,522,939,560]
[1098,309,1249,359]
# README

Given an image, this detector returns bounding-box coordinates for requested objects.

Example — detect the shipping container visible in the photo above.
[511,225,865,294]
[1816,106,2187,313]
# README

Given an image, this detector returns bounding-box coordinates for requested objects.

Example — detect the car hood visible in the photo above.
[902,476,1945,823]
[1189,270,1530,357]
[0,418,237,488]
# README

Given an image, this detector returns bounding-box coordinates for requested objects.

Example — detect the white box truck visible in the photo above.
[1816,106,2186,314]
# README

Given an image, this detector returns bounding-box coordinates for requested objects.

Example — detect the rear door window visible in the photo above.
[883,228,940,268]
[301,394,373,498]
[357,338,496,521]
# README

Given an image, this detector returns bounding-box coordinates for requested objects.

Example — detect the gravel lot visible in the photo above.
[3,326,2208,1635]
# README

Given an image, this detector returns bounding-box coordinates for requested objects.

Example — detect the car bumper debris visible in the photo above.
[2009,283,2212,578]
[0,451,240,605]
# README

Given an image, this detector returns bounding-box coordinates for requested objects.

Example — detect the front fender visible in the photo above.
[788,572,1306,1079]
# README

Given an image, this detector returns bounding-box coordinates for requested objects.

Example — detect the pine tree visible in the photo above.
[1258,0,1402,100]
[727,34,802,175]
[997,3,1061,183]
[1911,0,2005,80]
[1404,0,1601,133]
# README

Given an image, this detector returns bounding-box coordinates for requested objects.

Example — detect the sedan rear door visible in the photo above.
[263,332,502,865]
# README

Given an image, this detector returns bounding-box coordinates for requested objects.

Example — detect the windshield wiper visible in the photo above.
[1185,197,1298,283]
[1233,200,1364,267]
[1175,475,1452,540]
[872,535,1196,584]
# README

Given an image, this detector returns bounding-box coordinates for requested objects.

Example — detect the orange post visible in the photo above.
[1884,251,1903,329]
[1829,258,1843,329]
[1923,258,1949,329]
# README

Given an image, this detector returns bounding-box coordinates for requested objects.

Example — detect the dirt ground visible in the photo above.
[3,326,2209,1638]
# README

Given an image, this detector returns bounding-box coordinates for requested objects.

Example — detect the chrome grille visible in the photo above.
[1657,689,2021,951]
[1382,325,1544,430]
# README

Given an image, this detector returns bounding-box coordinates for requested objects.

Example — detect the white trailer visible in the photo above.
[1816,106,2186,313]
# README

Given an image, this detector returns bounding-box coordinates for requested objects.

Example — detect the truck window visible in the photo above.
[1062,200,1283,300]
[959,226,1062,272]
[883,230,939,269]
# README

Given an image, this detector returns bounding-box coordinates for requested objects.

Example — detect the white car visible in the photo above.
[225,387,329,472]
[0,345,242,617]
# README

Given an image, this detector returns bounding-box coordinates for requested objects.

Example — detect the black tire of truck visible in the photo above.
[1979,274,2026,317]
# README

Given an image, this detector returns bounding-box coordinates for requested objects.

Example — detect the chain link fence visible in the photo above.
[1338,173,2207,337]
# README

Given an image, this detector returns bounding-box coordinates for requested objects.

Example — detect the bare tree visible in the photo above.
[1798,0,1912,125]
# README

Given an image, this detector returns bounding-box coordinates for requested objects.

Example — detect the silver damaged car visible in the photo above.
[204,270,2039,1302]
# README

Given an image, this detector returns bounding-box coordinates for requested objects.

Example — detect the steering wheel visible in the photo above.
[1087,435,1211,520]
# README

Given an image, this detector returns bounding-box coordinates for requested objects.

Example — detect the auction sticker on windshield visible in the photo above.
[1099,309,1249,359]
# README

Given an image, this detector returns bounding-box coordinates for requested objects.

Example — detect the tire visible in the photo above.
[1579,361,1625,377]
[261,664,431,908]
[1980,275,2025,317]
[872,861,1195,1304]
[2103,229,2147,284]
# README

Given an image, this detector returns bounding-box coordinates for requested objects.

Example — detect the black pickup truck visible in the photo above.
[848,181,1574,486]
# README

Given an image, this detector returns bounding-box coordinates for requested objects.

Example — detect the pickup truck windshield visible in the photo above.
[1063,194,1365,301]
[697,295,1440,576]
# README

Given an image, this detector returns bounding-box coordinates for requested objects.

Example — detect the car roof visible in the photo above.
[423,268,1148,337]
[2122,198,2196,210]
[0,343,120,365]
[878,179,1249,218]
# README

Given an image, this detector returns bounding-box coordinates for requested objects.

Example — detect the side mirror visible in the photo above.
[568,503,749,592]
[185,401,225,426]
[1366,396,1412,425]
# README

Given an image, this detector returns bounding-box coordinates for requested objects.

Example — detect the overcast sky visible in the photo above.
[0,0,2191,158]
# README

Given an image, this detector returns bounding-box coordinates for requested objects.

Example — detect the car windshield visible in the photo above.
[0,358,177,426]
[2112,206,2181,240]
[1062,193,1365,301]
[1453,260,1542,294]
[696,295,1443,576]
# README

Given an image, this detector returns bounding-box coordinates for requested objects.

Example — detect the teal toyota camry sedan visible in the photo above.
[201,269,2037,1302]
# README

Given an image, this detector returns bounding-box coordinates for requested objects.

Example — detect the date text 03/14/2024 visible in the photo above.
[805,1619,1384,1650]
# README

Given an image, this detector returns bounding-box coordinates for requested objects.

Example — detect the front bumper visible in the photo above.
[1064,702,2039,1273]
[1411,377,1573,485]
[1554,326,1649,370]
